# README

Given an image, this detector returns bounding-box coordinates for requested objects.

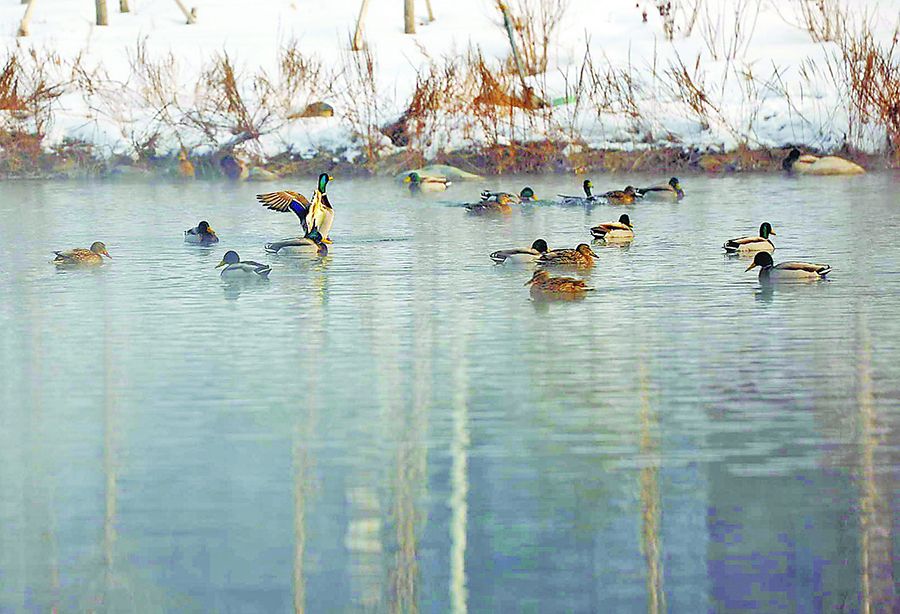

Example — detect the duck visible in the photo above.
[525,270,593,300]
[404,172,451,192]
[601,185,640,205]
[590,214,634,240]
[636,177,683,201]
[723,222,775,254]
[216,250,271,279]
[489,239,549,264]
[745,251,831,282]
[481,187,538,203]
[537,243,598,269]
[782,148,865,175]
[257,173,335,243]
[53,241,111,266]
[178,150,195,178]
[558,179,598,205]
[264,237,328,255]
[465,191,518,215]
[184,221,219,245]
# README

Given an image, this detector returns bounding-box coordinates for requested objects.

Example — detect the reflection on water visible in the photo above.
[0,174,898,611]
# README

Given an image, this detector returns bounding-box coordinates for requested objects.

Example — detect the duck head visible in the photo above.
[759,222,775,239]
[525,270,551,286]
[531,238,549,253]
[317,173,333,193]
[576,243,598,258]
[520,186,536,200]
[216,250,241,268]
[198,221,216,236]
[404,172,421,185]
[583,179,593,197]
[618,214,632,227]
[746,251,774,272]
[623,186,637,196]
[90,241,112,258]
[782,148,801,171]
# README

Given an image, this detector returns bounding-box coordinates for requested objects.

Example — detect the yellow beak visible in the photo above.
[216,259,226,268]
[770,230,776,236]
[745,262,757,272]
[403,176,411,183]
[328,175,334,181]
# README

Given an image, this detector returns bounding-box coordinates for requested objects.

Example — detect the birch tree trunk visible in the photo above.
[96,0,108,25]
[352,0,371,51]
[173,0,197,24]
[120,0,129,13]
[404,0,415,34]
[424,0,434,22]
[17,0,38,36]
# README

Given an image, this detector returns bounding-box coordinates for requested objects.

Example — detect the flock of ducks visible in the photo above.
[53,147,854,297]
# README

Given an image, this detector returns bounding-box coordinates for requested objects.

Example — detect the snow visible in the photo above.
[2,0,898,161]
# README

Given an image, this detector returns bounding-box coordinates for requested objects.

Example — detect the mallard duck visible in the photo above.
[216,250,271,279]
[591,214,634,240]
[745,251,831,282]
[264,237,328,255]
[723,222,775,254]
[602,185,640,205]
[405,172,451,192]
[53,241,111,266]
[782,148,865,175]
[257,173,334,243]
[537,243,598,269]
[558,179,598,205]
[636,177,683,201]
[465,191,518,215]
[489,239,549,264]
[184,221,219,244]
[178,150,195,178]
[481,187,538,203]
[525,270,593,300]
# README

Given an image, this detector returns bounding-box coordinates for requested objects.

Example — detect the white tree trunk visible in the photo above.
[424,0,434,22]
[95,0,108,25]
[119,0,129,13]
[404,0,415,34]
[17,0,38,36]
[173,0,197,24]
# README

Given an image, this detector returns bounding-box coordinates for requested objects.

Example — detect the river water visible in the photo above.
[0,173,897,611]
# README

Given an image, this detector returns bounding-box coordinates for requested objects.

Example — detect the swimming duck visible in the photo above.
[636,177,683,201]
[216,250,271,279]
[184,221,219,245]
[590,214,634,240]
[257,173,334,243]
[602,186,640,205]
[489,239,549,264]
[782,148,865,175]
[745,251,831,282]
[405,172,451,192]
[525,270,593,300]
[465,191,518,215]
[723,222,775,254]
[537,243,598,269]
[558,179,597,205]
[264,237,329,255]
[481,187,538,203]
[53,241,111,266]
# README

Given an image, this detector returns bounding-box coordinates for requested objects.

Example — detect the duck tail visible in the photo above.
[723,242,737,253]
[258,267,272,279]
[489,251,505,263]
[264,242,279,253]
[818,265,832,277]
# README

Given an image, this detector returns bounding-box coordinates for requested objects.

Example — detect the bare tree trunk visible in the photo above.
[424,0,434,22]
[173,0,197,24]
[17,0,38,36]
[119,0,129,13]
[95,0,108,25]
[353,0,371,51]
[404,0,415,34]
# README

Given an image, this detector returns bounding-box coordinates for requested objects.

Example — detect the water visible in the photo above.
[0,173,897,612]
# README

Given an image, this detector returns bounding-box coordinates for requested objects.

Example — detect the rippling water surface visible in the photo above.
[1,173,898,612]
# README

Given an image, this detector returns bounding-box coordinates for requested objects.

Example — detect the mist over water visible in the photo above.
[1,174,897,611]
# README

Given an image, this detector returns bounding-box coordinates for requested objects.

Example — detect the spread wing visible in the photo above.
[257,190,313,233]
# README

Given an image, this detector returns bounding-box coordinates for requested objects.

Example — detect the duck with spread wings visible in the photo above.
[256,173,334,253]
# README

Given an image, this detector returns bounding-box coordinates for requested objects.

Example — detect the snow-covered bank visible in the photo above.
[1,0,898,173]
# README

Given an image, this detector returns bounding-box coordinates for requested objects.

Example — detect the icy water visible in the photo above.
[0,173,898,612]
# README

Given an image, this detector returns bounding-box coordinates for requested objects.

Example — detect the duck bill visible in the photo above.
[589,250,599,258]
[402,176,411,183]
[745,262,758,272]
[769,231,776,236]
[216,260,226,268]
[102,251,112,259]
[328,175,334,182]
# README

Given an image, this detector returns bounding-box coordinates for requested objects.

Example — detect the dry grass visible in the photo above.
[798,0,846,43]
[495,0,568,77]
[336,40,384,166]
